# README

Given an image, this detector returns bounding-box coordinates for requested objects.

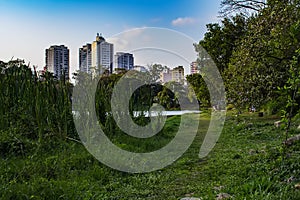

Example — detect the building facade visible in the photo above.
[172,66,184,83]
[159,66,185,84]
[91,33,114,74]
[114,52,134,71]
[190,61,199,74]
[160,68,172,83]
[45,45,69,80]
[79,43,92,73]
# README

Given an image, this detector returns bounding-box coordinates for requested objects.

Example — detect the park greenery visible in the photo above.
[1,0,300,199]
[199,0,300,114]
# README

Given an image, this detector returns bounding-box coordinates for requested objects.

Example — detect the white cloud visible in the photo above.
[171,17,196,26]
[107,28,198,73]
[108,27,147,51]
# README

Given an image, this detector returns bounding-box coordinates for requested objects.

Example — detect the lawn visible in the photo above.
[1,112,300,199]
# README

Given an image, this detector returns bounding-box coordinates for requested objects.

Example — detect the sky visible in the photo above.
[0,0,222,74]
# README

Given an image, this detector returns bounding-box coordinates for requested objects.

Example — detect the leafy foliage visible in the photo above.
[221,1,300,111]
[196,14,247,73]
[186,73,210,107]
[280,49,300,141]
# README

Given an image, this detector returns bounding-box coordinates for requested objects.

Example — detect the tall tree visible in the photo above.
[196,14,247,73]
[224,0,300,110]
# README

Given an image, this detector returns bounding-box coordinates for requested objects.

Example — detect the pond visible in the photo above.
[72,110,201,118]
[133,110,201,117]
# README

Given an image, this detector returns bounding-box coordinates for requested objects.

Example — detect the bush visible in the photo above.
[264,98,287,115]
[0,129,36,157]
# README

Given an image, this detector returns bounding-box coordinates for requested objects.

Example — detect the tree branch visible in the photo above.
[220,0,267,17]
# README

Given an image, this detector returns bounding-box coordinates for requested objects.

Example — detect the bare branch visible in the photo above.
[220,0,267,17]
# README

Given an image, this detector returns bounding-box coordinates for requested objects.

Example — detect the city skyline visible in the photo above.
[0,0,221,75]
[49,31,198,80]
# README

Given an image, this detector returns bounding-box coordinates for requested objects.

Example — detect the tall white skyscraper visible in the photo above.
[45,45,69,80]
[91,33,114,74]
[79,44,92,73]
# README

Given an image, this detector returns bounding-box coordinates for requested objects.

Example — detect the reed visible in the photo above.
[0,60,73,150]
[0,59,182,155]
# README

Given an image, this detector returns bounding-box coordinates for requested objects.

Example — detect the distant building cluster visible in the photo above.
[44,33,199,81]
[159,66,185,84]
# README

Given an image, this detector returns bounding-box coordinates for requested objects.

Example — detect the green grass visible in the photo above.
[1,112,300,199]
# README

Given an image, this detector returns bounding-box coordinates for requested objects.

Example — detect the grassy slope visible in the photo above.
[1,112,300,199]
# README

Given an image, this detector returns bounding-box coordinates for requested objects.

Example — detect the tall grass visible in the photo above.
[0,60,188,156]
[0,60,74,155]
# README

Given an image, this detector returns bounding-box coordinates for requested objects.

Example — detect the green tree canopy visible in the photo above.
[224,0,300,110]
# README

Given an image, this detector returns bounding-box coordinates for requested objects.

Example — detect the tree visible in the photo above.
[196,14,247,73]
[280,49,300,143]
[146,63,167,82]
[156,86,173,110]
[224,0,300,110]
[279,20,300,142]
[186,74,210,107]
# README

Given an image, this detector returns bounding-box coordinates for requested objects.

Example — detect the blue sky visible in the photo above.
[0,0,222,72]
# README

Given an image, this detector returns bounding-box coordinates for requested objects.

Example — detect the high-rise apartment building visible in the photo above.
[91,33,114,74]
[45,45,69,80]
[79,43,92,73]
[114,52,134,71]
